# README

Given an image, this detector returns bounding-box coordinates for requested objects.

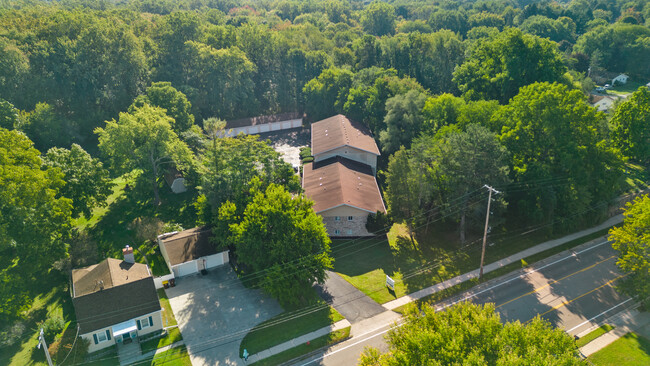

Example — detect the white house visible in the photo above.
[612,74,629,85]
[71,248,163,354]
[157,227,229,277]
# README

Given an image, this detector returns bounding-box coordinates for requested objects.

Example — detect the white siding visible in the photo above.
[205,251,229,269]
[223,118,302,137]
[313,146,377,173]
[81,310,163,354]
[173,261,198,277]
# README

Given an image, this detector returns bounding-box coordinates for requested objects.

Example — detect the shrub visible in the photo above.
[40,316,65,343]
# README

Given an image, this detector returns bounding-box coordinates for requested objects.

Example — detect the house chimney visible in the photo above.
[123,245,135,263]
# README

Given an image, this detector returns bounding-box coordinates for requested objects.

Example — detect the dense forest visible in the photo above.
[1,0,650,360]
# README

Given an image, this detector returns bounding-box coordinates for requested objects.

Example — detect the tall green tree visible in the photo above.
[199,135,300,236]
[303,67,354,121]
[132,82,195,134]
[0,129,72,321]
[611,87,650,164]
[453,28,566,104]
[422,125,510,243]
[95,104,193,205]
[0,99,20,130]
[360,1,397,36]
[359,302,582,365]
[221,182,332,306]
[379,90,428,154]
[43,144,113,218]
[496,82,624,230]
[610,195,650,308]
[384,148,425,240]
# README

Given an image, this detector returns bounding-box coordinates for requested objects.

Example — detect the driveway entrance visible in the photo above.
[166,266,282,365]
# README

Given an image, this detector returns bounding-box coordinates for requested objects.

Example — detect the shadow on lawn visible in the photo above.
[87,176,199,259]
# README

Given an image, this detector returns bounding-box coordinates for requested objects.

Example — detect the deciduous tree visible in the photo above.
[360,302,582,366]
[610,195,650,308]
[453,28,566,104]
[360,1,396,36]
[132,82,195,134]
[611,87,650,164]
[221,182,332,306]
[95,104,193,205]
[43,144,113,218]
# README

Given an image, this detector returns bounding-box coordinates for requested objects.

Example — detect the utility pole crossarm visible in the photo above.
[479,185,500,280]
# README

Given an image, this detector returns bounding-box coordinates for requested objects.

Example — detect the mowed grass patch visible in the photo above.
[589,332,650,366]
[140,327,183,353]
[240,301,344,356]
[147,345,192,365]
[158,289,178,327]
[334,216,617,306]
[249,327,351,366]
[577,324,615,348]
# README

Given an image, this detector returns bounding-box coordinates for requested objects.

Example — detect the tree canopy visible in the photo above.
[453,28,567,104]
[610,195,650,308]
[95,104,193,205]
[43,144,113,218]
[360,302,582,366]
[132,82,195,134]
[611,87,650,164]
[0,129,72,321]
[496,82,624,230]
[219,181,332,306]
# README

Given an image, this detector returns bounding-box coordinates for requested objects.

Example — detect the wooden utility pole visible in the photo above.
[479,185,500,280]
[38,328,54,366]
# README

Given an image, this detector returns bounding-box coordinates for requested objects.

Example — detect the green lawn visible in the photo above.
[239,299,344,356]
[140,327,183,353]
[249,327,351,366]
[577,324,615,348]
[158,289,178,327]
[589,332,650,366]
[133,345,192,366]
[333,220,616,305]
[607,81,647,96]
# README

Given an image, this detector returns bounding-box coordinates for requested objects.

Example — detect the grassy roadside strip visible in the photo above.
[392,227,615,314]
[589,332,650,365]
[240,304,344,356]
[576,324,615,348]
[249,327,351,366]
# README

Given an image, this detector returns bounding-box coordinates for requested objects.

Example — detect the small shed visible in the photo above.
[612,74,629,85]
[164,168,187,194]
[157,227,229,277]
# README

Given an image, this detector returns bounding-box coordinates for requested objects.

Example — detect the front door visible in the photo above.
[122,334,131,344]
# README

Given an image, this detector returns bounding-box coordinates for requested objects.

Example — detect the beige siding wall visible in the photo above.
[81,310,163,354]
[319,206,372,236]
[314,147,377,173]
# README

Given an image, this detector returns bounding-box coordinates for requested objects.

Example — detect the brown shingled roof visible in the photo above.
[159,227,217,266]
[71,259,160,334]
[311,115,380,157]
[302,157,386,214]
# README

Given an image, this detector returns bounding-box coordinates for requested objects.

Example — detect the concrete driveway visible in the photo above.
[165,266,282,366]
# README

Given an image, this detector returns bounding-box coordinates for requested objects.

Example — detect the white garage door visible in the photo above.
[174,261,198,277]
[205,253,225,269]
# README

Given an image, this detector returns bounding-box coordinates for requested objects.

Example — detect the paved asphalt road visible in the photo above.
[292,240,634,366]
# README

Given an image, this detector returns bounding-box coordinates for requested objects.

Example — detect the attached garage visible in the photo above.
[158,227,229,278]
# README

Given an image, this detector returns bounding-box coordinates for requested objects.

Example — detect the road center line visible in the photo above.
[495,256,616,309]
[528,273,628,322]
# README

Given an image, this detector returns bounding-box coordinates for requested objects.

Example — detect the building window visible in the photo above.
[334,230,340,235]
[348,216,353,221]
[347,230,353,235]
[141,317,151,328]
[334,216,340,221]
[97,332,107,342]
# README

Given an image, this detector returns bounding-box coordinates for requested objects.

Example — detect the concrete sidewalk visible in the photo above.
[579,309,650,357]
[383,214,623,310]
[245,319,351,364]
[247,214,623,363]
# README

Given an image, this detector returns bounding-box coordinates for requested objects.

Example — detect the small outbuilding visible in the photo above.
[157,227,229,277]
[612,73,629,85]
[164,167,187,194]
[223,112,303,137]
